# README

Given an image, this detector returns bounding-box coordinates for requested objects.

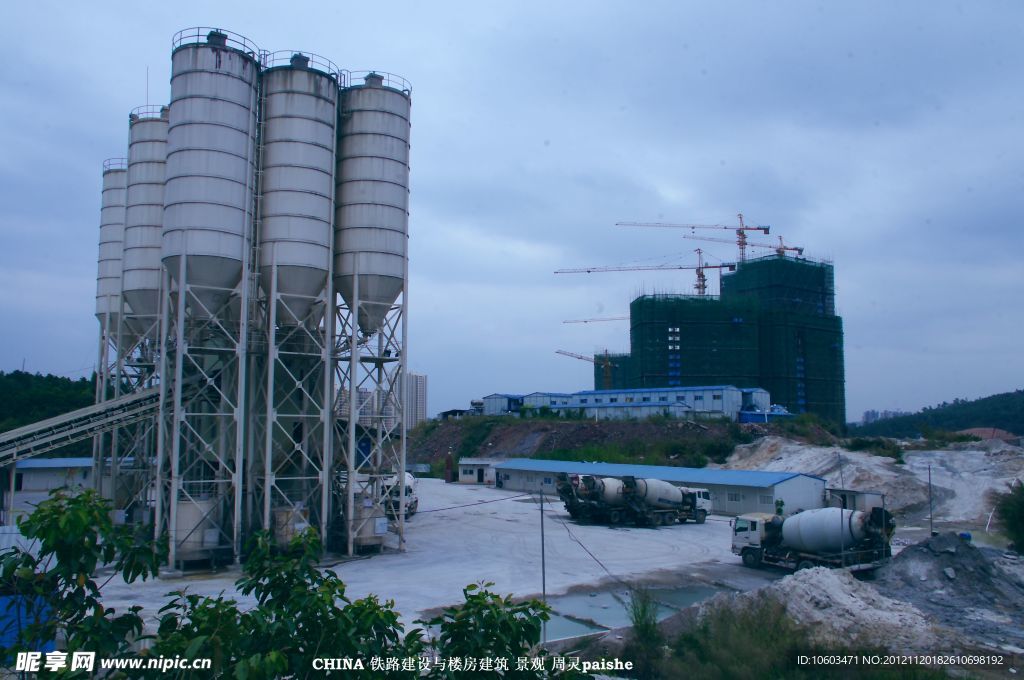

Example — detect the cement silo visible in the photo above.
[255,51,339,542]
[122,106,168,340]
[334,71,412,555]
[157,28,261,567]
[81,28,419,567]
[162,28,260,318]
[96,159,129,346]
[259,52,337,325]
[334,71,411,335]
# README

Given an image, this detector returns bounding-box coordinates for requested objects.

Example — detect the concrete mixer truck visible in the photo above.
[731,507,894,572]
[555,473,710,527]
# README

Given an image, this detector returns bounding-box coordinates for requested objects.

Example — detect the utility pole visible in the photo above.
[540,489,547,644]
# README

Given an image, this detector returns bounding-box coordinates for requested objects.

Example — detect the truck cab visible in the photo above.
[678,486,712,523]
[731,512,775,566]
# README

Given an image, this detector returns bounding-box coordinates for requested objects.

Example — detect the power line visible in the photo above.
[532,493,632,588]
[415,493,534,514]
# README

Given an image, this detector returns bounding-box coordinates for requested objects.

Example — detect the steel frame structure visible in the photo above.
[334,265,408,556]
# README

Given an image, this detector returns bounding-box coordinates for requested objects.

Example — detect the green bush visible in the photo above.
[995,483,1024,550]
[457,417,502,458]
[664,596,947,679]
[0,489,164,661]
[621,587,663,680]
[699,439,734,463]
[843,437,904,462]
[2,491,590,679]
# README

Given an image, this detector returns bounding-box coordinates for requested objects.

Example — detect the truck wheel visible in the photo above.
[742,549,762,568]
[797,560,815,571]
[695,510,707,524]
[609,509,622,525]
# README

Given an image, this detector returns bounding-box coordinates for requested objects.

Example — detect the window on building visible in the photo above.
[760,495,773,505]
[595,398,603,403]
[727,492,741,502]
[642,397,650,402]
[625,397,633,403]
[713,394,722,400]
[580,398,588,404]
[14,473,23,492]
[694,395,703,401]
[659,397,668,402]
[462,468,474,476]
[610,398,618,403]
[676,396,686,402]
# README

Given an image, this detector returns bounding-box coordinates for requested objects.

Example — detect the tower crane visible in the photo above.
[555,249,735,296]
[556,349,617,390]
[679,234,804,258]
[616,213,770,261]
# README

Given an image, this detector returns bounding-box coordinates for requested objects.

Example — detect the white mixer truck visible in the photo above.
[556,473,710,526]
[732,506,894,572]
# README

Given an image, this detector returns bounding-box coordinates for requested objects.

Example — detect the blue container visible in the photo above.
[0,595,55,653]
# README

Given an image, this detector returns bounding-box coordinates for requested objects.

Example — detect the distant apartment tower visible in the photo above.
[404,372,428,429]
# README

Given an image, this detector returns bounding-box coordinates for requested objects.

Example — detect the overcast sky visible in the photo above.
[1,1,1021,423]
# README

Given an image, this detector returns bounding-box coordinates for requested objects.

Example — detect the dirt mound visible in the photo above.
[759,568,948,653]
[725,437,930,514]
[873,533,1024,651]
[654,567,949,655]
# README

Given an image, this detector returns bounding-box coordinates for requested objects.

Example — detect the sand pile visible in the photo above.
[725,436,1024,522]
[725,437,929,513]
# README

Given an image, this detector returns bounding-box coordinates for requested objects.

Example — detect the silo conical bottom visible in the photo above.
[163,255,242,320]
[259,265,327,326]
[335,274,403,336]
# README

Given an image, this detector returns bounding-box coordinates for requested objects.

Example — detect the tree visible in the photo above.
[2,490,588,679]
[995,482,1024,550]
[0,489,164,663]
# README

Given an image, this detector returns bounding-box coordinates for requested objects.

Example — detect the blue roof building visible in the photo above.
[492,458,824,516]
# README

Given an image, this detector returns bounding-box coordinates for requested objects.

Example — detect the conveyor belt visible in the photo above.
[0,387,160,465]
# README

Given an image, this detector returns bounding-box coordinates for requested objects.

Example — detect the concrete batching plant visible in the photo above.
[88,28,412,569]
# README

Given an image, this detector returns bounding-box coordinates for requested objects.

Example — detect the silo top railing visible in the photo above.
[171,27,262,61]
[341,70,412,95]
[103,158,127,171]
[129,104,169,121]
[264,51,340,80]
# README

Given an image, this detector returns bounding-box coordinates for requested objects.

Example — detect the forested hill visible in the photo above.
[0,370,95,434]
[852,389,1024,437]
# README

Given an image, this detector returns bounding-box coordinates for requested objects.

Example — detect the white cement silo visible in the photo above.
[122,106,167,338]
[259,52,338,324]
[162,29,260,317]
[334,71,411,335]
[95,159,129,344]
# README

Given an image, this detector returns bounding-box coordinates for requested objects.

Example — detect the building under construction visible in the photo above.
[595,254,846,424]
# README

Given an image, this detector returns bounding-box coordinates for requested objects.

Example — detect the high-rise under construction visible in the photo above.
[595,254,846,424]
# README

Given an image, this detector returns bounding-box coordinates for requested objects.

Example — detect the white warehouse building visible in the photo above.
[482,386,770,421]
[492,459,825,517]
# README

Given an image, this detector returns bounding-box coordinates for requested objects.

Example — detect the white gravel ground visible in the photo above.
[100,479,736,629]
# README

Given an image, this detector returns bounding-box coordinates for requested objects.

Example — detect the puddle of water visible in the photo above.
[648,585,721,610]
[543,613,607,641]
[547,585,724,632]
